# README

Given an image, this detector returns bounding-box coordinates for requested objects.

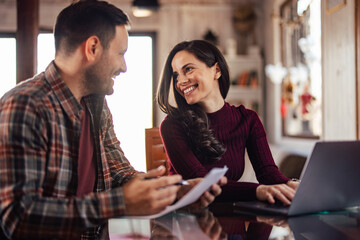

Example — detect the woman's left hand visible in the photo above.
[287,179,300,190]
[256,183,296,205]
[177,176,227,208]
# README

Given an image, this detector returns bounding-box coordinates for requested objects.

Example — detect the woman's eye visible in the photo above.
[185,67,193,73]
[173,73,179,81]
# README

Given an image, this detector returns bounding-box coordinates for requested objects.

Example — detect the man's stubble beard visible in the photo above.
[84,58,114,96]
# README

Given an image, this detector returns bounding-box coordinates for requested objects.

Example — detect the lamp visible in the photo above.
[132,0,160,18]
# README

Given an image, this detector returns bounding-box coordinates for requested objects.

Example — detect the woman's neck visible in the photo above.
[200,98,225,113]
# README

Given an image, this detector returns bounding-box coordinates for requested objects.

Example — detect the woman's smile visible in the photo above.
[183,85,198,96]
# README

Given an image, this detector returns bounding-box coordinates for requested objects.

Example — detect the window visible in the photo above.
[1,32,154,172]
[279,0,321,138]
[106,34,154,172]
[0,36,16,98]
[37,33,55,73]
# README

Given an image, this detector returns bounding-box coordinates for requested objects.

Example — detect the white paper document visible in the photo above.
[134,166,228,219]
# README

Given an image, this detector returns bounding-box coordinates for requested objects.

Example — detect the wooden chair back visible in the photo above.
[145,127,169,175]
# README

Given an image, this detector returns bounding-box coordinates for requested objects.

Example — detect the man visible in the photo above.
[0,1,226,239]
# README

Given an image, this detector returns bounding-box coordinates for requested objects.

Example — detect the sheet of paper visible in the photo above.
[133,166,228,219]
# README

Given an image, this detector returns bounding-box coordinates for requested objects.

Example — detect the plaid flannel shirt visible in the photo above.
[0,62,138,239]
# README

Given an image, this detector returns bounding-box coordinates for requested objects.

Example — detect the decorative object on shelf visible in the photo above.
[232,70,258,88]
[203,30,219,47]
[298,36,318,66]
[233,4,256,33]
[233,4,256,54]
[299,84,316,120]
[282,77,294,105]
[288,63,308,85]
[265,63,287,85]
[296,83,317,134]
[132,0,160,18]
[280,96,288,119]
[288,63,309,107]
[225,38,237,57]
[225,54,263,119]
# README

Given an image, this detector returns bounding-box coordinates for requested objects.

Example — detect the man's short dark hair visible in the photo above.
[54,0,129,54]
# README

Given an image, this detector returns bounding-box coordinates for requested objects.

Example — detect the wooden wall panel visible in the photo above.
[322,0,357,140]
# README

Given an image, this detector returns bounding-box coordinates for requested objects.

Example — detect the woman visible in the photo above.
[157,40,298,205]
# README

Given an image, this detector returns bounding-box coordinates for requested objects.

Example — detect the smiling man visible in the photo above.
[0,1,225,239]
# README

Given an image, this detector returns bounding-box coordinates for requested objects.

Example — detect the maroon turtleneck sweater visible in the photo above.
[160,102,289,201]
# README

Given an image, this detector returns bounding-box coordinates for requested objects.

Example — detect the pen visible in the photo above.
[174,180,190,186]
[143,177,190,186]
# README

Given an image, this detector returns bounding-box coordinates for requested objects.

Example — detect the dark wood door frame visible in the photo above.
[356,0,360,139]
[16,0,39,84]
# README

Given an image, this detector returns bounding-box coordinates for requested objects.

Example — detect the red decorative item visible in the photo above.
[280,96,288,119]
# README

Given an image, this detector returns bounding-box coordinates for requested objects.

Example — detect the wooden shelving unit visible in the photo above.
[225,54,264,120]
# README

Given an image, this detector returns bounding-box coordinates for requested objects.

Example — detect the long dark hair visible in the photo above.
[157,40,230,163]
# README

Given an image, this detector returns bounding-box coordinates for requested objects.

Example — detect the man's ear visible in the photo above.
[84,36,102,62]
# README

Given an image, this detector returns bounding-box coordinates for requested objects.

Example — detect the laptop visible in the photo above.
[233,140,360,216]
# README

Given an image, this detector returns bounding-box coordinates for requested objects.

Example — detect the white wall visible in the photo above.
[321,0,357,140]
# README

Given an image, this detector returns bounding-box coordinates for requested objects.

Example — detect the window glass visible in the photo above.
[1,33,153,172]
[37,33,55,73]
[106,36,153,172]
[280,0,321,138]
[0,38,16,98]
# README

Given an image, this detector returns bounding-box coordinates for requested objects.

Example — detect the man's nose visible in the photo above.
[121,60,127,73]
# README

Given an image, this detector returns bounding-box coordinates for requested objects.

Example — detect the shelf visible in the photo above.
[224,54,264,118]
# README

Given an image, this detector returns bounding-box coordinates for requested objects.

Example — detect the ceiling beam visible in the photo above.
[16,0,39,83]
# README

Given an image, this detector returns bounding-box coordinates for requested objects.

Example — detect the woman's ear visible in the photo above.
[84,36,101,62]
[214,62,222,80]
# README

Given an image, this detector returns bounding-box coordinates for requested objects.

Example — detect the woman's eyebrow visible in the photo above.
[181,63,193,70]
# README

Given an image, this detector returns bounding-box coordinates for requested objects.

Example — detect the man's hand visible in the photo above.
[178,176,227,208]
[122,166,182,215]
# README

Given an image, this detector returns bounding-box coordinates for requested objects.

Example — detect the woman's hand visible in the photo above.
[287,179,300,190]
[123,166,182,215]
[177,176,227,208]
[256,183,296,205]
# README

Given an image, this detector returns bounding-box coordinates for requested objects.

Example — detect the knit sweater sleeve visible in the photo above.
[243,108,289,184]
